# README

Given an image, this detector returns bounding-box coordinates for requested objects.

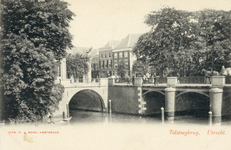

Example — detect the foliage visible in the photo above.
[132,60,156,76]
[1,0,73,122]
[1,0,74,60]
[66,53,89,80]
[133,7,198,77]
[133,7,231,77]
[117,60,127,77]
[194,9,231,71]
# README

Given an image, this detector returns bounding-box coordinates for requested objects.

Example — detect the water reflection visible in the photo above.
[70,110,231,126]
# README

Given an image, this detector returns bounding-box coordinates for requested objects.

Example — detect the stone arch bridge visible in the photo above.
[55,78,108,118]
[55,76,231,125]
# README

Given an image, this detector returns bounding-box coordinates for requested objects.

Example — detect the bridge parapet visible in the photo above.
[211,76,225,88]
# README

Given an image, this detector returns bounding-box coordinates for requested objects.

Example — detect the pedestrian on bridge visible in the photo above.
[153,73,158,86]
[132,75,135,85]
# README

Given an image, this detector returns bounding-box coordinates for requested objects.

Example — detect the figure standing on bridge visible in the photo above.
[132,75,135,85]
[153,73,158,86]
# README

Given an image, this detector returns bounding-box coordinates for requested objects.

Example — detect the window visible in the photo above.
[101,53,103,58]
[105,53,107,58]
[104,60,107,68]
[119,52,123,58]
[108,60,112,68]
[101,60,104,69]
[114,53,118,58]
[124,52,128,57]
[109,52,111,57]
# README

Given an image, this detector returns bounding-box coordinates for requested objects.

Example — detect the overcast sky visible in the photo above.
[65,0,231,48]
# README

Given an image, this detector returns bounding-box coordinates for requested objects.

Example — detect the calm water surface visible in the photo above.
[69,110,231,126]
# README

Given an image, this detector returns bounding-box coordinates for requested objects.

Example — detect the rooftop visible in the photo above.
[99,40,121,50]
[114,33,142,50]
[67,47,99,58]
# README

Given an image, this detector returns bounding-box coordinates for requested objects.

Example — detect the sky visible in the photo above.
[65,0,231,48]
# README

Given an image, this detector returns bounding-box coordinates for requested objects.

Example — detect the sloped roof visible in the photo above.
[114,33,142,50]
[99,40,121,50]
[88,48,99,58]
[68,47,92,56]
[68,47,99,59]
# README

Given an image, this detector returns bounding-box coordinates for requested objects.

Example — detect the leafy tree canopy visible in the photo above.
[117,60,128,77]
[66,53,89,80]
[194,9,231,71]
[133,7,231,77]
[1,0,74,60]
[132,60,156,77]
[1,0,74,122]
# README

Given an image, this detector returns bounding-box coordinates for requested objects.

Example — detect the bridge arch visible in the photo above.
[176,91,209,99]
[68,89,106,112]
[142,90,165,116]
[175,91,210,117]
[142,90,165,96]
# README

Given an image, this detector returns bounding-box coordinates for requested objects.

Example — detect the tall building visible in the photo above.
[112,33,142,77]
[98,40,120,78]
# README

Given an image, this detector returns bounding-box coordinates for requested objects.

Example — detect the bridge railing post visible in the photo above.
[211,76,225,87]
[108,78,114,86]
[100,78,108,86]
[134,77,142,86]
[167,77,178,87]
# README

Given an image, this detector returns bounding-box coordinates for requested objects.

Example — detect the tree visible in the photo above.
[132,60,156,77]
[133,7,198,77]
[195,9,231,71]
[133,7,231,77]
[1,0,74,122]
[117,60,127,77]
[66,53,89,81]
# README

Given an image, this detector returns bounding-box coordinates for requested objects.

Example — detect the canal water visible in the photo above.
[69,110,231,126]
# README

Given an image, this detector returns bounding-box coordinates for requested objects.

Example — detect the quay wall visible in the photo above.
[108,86,140,114]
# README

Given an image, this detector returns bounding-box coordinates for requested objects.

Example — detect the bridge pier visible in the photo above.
[165,87,176,123]
[210,76,225,125]
[210,88,223,125]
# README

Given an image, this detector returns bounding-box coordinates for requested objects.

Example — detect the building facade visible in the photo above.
[98,40,120,78]
[112,34,142,77]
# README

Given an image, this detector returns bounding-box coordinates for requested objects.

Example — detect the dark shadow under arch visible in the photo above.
[69,89,106,112]
[175,92,210,118]
[143,91,165,116]
[176,91,209,99]
[143,90,165,97]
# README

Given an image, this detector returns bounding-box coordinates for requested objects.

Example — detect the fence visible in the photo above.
[108,76,231,85]
[178,76,205,84]
[143,77,167,84]
[114,77,130,83]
